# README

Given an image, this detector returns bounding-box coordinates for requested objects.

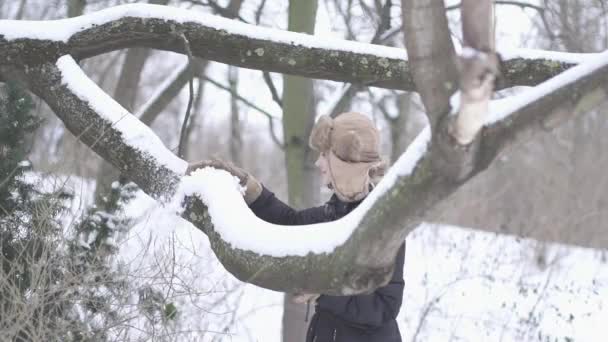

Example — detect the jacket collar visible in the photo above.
[326,194,364,220]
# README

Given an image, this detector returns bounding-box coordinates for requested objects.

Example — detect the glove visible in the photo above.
[186,158,262,204]
[292,293,320,304]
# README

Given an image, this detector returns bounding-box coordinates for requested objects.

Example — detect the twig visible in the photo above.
[328,84,359,118]
[370,0,393,44]
[329,0,394,117]
[334,0,357,40]
[185,0,249,23]
[254,0,267,25]
[367,88,393,122]
[262,71,283,108]
[201,75,284,149]
[177,32,196,158]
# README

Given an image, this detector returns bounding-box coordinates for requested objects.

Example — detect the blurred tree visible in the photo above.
[281,0,320,340]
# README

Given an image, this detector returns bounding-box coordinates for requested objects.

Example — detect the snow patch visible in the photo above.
[500,48,601,64]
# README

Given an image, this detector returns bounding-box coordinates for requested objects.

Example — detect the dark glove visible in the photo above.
[186,158,262,204]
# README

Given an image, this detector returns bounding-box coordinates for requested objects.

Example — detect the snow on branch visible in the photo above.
[477,49,608,174]
[501,48,602,64]
[487,50,608,125]
[0,3,596,91]
[56,55,186,175]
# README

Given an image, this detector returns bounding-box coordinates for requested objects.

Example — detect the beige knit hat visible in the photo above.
[309,112,385,202]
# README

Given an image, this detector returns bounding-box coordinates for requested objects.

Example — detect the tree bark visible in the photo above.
[95,47,153,203]
[0,5,578,92]
[402,0,458,126]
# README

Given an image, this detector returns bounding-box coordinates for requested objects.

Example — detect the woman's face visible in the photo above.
[315,152,331,186]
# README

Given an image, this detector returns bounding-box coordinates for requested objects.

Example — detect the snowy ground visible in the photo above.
[117,188,608,342]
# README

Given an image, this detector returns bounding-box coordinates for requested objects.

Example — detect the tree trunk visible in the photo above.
[282,0,319,341]
[228,66,242,165]
[67,0,86,18]
[390,92,415,164]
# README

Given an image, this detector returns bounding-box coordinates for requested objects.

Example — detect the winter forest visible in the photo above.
[1,0,607,341]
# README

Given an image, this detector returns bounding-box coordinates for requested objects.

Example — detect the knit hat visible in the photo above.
[309,112,385,202]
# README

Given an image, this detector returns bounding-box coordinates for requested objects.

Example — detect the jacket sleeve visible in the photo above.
[316,243,406,329]
[248,186,329,225]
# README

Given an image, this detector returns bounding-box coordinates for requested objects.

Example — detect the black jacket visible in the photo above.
[249,187,405,342]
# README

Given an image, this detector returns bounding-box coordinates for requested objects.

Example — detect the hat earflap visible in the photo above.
[309,115,334,152]
[369,159,388,186]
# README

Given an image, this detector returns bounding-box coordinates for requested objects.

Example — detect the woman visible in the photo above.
[188,112,405,342]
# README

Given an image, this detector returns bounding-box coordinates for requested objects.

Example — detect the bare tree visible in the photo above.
[1,2,606,297]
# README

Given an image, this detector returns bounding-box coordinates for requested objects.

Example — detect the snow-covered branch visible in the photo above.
[0,4,594,91]
[4,55,421,295]
[1,57,187,201]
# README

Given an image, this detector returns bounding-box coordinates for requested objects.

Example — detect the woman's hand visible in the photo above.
[292,293,320,304]
[186,158,262,204]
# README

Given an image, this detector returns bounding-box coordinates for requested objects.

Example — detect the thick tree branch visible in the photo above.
[0,4,589,92]
[1,61,185,201]
[402,0,458,126]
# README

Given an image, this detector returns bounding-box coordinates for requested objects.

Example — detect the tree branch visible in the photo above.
[0,4,585,92]
[2,59,186,201]
[402,0,458,126]
[201,74,284,149]
[137,60,205,126]
[262,71,283,108]
[177,32,196,158]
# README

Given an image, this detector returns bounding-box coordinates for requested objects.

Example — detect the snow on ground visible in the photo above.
[401,224,608,342]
